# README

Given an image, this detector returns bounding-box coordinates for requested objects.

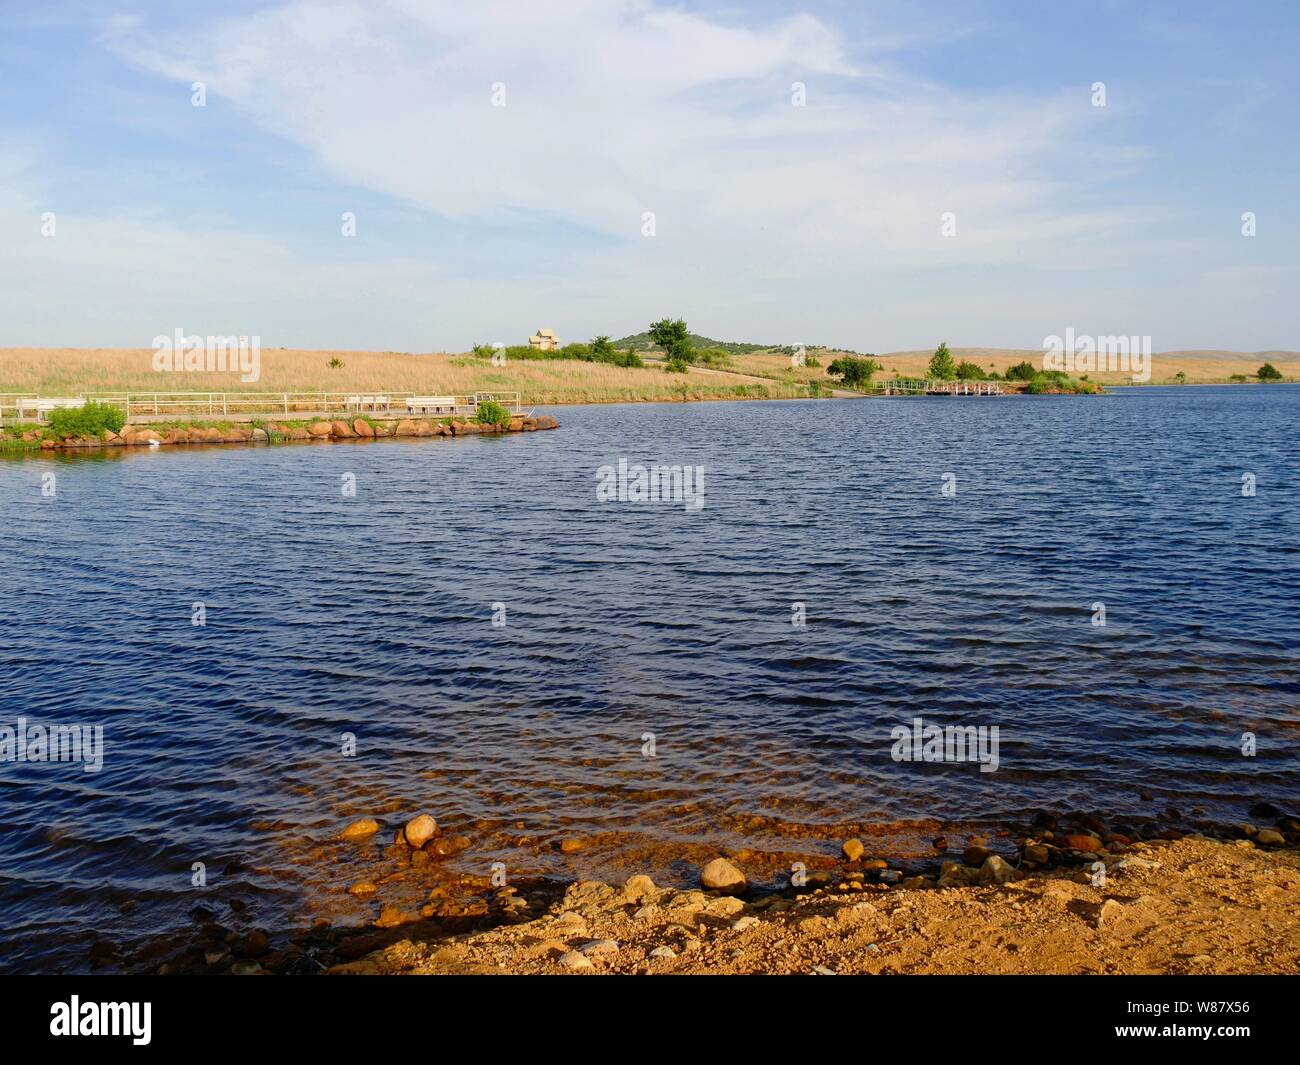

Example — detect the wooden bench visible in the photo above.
[406,396,458,415]
[344,394,390,411]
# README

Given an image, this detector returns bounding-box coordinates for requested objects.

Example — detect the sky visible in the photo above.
[1,0,1297,353]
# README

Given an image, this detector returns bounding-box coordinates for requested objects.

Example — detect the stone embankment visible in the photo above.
[30,414,558,450]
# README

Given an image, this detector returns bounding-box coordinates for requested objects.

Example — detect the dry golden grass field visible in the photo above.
[872,347,1300,384]
[0,348,807,405]
[1,345,1294,405]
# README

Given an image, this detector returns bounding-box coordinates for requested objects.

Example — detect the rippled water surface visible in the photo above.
[2,386,1298,971]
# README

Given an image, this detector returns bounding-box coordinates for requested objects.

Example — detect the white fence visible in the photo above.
[0,391,524,424]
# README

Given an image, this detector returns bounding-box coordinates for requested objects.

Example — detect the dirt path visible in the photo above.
[330,836,1300,976]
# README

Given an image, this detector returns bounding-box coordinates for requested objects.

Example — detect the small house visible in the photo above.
[529,328,560,351]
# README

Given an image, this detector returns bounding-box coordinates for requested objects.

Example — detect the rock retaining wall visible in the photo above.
[33,414,559,450]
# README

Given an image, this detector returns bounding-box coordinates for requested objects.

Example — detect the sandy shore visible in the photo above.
[328,835,1300,976]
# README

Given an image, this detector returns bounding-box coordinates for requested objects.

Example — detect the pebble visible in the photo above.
[1256,829,1285,846]
[649,946,676,959]
[811,965,837,975]
[557,951,594,970]
[633,904,659,920]
[403,814,438,849]
[700,857,747,895]
[963,845,990,867]
[578,939,619,956]
[732,916,761,931]
[842,838,865,862]
[559,838,587,854]
[340,818,380,841]
[348,881,377,897]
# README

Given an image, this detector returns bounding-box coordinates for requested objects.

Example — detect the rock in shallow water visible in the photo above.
[842,838,865,862]
[404,814,438,849]
[700,857,747,895]
[340,818,380,841]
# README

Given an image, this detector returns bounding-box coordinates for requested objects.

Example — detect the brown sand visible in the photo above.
[330,837,1300,975]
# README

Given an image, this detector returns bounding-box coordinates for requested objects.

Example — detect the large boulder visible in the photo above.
[308,422,333,438]
[393,420,417,437]
[353,418,374,437]
[330,420,355,438]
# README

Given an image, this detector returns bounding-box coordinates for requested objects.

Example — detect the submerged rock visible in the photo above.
[340,818,380,841]
[403,814,438,849]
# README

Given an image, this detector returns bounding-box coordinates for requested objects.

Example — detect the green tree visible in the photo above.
[591,335,616,360]
[928,342,956,380]
[954,360,984,380]
[1005,360,1039,381]
[826,355,880,387]
[1257,362,1283,382]
[648,318,693,364]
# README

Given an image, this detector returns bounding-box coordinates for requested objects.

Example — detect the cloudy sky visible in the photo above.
[1,0,1297,352]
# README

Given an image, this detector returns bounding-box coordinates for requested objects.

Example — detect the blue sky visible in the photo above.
[1,0,1297,352]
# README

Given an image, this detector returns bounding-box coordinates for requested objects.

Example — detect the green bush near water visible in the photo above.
[47,401,126,439]
[474,400,511,427]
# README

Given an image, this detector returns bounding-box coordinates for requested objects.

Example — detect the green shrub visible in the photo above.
[663,356,689,373]
[827,355,880,387]
[955,360,984,380]
[47,401,126,439]
[474,400,511,426]
[1257,362,1283,382]
[1005,361,1039,381]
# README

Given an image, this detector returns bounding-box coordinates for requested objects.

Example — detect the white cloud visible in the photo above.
[1,0,1288,351]
[105,0,1143,268]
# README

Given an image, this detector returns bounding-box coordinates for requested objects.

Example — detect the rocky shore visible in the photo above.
[102,803,1300,977]
[22,413,559,450]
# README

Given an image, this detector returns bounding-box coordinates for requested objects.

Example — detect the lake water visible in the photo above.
[2,386,1297,972]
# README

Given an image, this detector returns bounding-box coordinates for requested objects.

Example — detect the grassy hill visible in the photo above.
[613,332,772,355]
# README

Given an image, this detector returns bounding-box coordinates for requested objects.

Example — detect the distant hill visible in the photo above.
[613,331,772,355]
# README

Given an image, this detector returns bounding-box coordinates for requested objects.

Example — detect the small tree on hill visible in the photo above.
[928,342,956,380]
[648,318,693,365]
[1257,362,1283,382]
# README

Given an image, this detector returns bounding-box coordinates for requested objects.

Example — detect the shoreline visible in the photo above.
[5,413,559,453]
[82,801,1299,977]
[333,835,1300,976]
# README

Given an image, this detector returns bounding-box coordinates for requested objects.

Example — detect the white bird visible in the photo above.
[148,438,160,448]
